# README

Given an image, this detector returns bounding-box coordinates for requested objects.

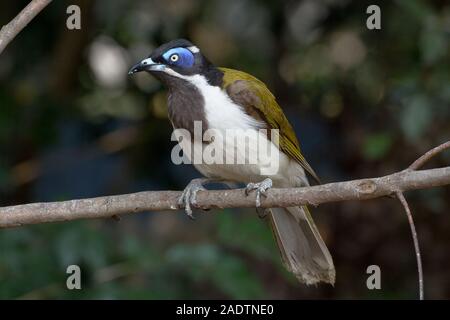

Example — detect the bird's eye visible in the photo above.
[162,48,194,68]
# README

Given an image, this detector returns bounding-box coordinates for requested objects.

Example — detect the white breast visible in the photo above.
[189,74,263,131]
[173,74,306,187]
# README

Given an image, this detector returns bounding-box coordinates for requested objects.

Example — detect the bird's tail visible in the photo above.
[269,206,335,285]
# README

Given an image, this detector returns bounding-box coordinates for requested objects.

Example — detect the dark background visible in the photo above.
[0,0,449,299]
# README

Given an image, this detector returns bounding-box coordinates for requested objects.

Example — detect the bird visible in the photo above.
[129,39,335,285]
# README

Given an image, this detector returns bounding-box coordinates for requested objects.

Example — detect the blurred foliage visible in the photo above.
[0,0,449,299]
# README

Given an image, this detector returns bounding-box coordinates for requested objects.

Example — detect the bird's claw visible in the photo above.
[178,179,207,219]
[245,178,272,207]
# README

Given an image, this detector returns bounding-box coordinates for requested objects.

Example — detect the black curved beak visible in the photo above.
[128,58,165,75]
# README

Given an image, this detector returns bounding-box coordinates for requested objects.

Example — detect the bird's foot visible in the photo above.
[178,178,210,219]
[245,178,273,208]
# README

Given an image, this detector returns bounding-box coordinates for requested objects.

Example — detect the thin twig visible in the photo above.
[396,192,424,300]
[409,141,450,170]
[0,0,53,54]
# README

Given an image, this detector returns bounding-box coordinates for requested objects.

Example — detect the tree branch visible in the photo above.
[0,0,53,54]
[0,141,448,229]
[396,191,424,300]
[394,141,450,300]
[409,141,450,170]
[0,165,448,228]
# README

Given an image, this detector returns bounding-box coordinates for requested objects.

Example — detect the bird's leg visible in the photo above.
[178,178,210,219]
[178,178,233,219]
[245,178,273,208]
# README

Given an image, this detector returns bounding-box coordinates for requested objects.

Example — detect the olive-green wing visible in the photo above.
[219,67,320,184]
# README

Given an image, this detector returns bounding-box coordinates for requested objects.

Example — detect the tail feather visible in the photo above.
[269,206,335,285]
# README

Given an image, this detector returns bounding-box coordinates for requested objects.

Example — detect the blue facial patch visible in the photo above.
[162,47,195,68]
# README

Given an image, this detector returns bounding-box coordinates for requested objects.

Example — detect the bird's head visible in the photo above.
[128,39,221,87]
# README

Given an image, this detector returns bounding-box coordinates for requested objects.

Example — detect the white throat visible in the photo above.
[168,71,264,131]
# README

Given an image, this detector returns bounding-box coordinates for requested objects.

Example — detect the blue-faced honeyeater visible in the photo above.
[129,39,335,285]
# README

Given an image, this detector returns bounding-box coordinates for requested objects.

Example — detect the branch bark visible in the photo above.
[409,141,450,170]
[0,0,53,54]
[0,166,449,228]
